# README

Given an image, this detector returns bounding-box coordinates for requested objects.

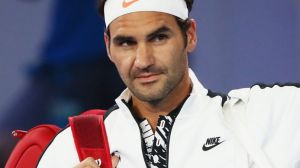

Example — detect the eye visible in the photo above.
[151,34,169,42]
[113,37,137,47]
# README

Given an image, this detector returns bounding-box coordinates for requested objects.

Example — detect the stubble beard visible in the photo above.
[126,68,185,105]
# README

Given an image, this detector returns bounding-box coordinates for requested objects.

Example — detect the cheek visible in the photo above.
[110,51,134,77]
[154,42,186,68]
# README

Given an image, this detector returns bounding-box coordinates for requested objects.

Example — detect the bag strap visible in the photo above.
[224,99,274,168]
[69,110,112,168]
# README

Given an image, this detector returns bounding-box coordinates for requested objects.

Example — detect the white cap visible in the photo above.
[104,0,189,27]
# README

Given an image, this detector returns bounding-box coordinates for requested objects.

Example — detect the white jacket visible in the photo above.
[37,70,300,168]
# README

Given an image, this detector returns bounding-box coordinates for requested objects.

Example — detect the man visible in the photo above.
[37,0,300,167]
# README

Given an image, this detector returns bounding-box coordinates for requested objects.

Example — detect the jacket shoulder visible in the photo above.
[104,104,119,120]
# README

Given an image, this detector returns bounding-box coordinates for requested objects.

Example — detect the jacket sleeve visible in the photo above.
[245,84,300,168]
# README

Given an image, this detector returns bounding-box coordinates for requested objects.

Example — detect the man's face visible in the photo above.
[105,12,196,103]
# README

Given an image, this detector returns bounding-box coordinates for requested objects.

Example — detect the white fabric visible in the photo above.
[104,0,189,27]
[37,69,300,168]
[37,127,79,168]
[224,98,274,168]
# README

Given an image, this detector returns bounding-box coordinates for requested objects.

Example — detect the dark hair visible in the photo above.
[99,0,194,46]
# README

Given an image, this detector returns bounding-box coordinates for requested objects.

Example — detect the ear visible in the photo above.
[104,33,113,62]
[186,19,197,53]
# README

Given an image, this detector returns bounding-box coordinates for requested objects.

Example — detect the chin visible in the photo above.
[134,89,169,103]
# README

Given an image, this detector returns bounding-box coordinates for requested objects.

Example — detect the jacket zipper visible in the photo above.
[165,116,177,168]
[137,124,151,168]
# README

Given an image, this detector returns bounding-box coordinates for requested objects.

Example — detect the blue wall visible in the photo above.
[190,0,300,93]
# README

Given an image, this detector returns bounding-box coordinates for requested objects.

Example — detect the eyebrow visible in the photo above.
[112,26,172,44]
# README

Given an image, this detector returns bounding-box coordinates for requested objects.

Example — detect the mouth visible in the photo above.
[135,73,162,84]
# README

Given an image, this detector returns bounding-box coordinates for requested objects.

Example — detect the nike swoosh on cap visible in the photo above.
[202,141,225,151]
[122,0,139,8]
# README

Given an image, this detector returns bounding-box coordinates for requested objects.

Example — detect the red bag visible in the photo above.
[5,109,111,168]
[4,125,60,168]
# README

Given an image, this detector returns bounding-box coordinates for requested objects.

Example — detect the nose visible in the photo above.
[134,43,154,69]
